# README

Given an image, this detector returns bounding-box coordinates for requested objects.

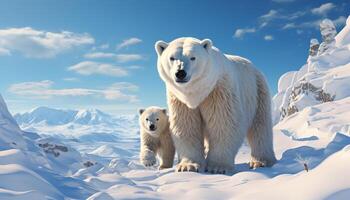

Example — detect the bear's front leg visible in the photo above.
[140,148,157,167]
[158,133,175,170]
[168,92,205,172]
[140,135,157,167]
[200,80,245,174]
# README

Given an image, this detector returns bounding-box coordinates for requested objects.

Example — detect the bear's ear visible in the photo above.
[200,39,212,51]
[161,108,167,115]
[138,108,145,115]
[155,40,168,56]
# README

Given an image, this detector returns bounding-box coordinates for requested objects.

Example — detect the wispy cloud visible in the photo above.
[0,27,94,58]
[115,54,143,63]
[282,16,346,30]
[99,43,109,49]
[63,77,79,82]
[8,80,139,102]
[84,52,143,63]
[259,9,306,27]
[260,10,279,22]
[0,47,11,56]
[234,28,256,38]
[264,35,274,41]
[84,52,116,59]
[311,3,336,16]
[333,16,347,27]
[91,43,109,51]
[68,61,128,77]
[116,37,142,50]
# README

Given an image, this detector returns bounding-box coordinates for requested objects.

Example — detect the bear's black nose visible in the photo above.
[175,70,187,80]
[149,124,156,131]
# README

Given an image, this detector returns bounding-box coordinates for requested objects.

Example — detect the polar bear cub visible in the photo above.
[139,106,175,169]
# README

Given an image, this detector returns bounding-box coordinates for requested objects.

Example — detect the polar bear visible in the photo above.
[139,107,175,169]
[155,37,277,174]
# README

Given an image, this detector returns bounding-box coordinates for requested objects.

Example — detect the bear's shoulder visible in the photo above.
[224,54,252,66]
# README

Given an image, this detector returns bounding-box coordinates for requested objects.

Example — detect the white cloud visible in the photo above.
[116,37,142,50]
[260,10,279,22]
[234,28,256,38]
[99,43,109,49]
[8,80,93,98]
[0,27,94,58]
[108,82,138,92]
[115,54,143,63]
[264,35,274,41]
[0,47,11,56]
[103,82,139,102]
[333,16,347,27]
[282,23,297,29]
[128,65,142,70]
[68,61,128,77]
[63,77,79,82]
[311,3,336,15]
[259,10,305,27]
[8,80,138,102]
[282,16,346,30]
[84,52,116,59]
[83,52,143,63]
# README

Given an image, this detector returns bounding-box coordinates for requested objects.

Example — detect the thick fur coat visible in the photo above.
[155,37,277,173]
[139,107,175,169]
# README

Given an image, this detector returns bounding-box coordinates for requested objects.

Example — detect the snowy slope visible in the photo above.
[0,94,96,199]
[273,16,350,124]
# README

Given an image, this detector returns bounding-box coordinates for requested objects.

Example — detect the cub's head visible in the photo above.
[155,37,213,86]
[138,107,168,137]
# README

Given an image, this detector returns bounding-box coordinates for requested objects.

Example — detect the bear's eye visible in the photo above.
[170,57,175,61]
[156,118,159,121]
[190,57,196,61]
[146,118,149,121]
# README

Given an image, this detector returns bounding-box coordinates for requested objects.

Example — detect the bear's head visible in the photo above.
[138,107,168,137]
[155,37,221,109]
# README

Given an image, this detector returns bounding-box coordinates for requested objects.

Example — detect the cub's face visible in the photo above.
[138,107,168,137]
[155,38,213,86]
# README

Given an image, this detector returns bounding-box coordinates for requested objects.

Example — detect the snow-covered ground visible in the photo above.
[0,16,350,200]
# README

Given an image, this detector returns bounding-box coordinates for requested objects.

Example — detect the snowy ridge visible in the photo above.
[273,16,350,124]
[15,106,116,126]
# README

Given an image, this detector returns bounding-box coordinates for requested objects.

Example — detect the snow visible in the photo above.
[335,16,350,47]
[273,16,350,122]
[1,16,350,200]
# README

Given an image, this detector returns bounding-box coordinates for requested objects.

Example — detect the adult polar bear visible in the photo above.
[155,37,276,174]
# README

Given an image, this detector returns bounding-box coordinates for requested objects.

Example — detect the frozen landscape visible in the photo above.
[0,16,350,199]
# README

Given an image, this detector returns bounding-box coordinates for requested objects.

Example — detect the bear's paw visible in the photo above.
[176,161,200,172]
[141,152,157,167]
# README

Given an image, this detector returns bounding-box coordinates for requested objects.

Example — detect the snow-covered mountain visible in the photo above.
[14,106,139,141]
[14,107,116,126]
[0,94,96,199]
[273,16,350,124]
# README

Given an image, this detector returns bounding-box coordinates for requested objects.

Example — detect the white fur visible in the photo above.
[156,37,277,173]
[139,107,175,169]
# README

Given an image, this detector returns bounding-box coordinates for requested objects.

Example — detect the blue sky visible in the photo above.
[0,0,348,115]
